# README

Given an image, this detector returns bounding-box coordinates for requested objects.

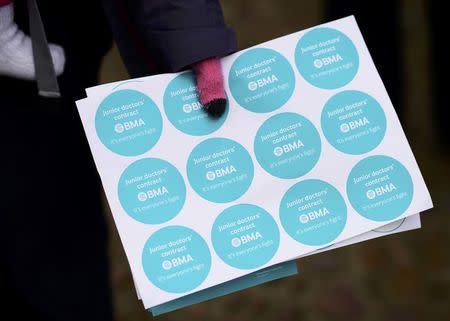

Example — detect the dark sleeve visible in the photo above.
[104,0,237,76]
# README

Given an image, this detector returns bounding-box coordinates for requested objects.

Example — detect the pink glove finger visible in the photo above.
[192,57,227,118]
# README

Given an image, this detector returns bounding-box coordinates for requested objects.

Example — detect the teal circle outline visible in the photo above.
[346,155,414,222]
[228,47,296,113]
[372,218,406,233]
[118,158,186,224]
[211,204,280,269]
[321,90,387,155]
[279,179,347,246]
[95,89,163,156]
[254,112,322,179]
[163,72,229,136]
[142,225,211,293]
[186,137,254,203]
[295,27,359,89]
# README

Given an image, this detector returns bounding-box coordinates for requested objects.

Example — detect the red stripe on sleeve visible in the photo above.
[0,0,13,6]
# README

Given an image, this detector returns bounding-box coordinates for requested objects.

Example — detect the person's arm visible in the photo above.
[104,0,236,117]
[129,0,236,72]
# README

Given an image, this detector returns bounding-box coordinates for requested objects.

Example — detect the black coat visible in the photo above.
[103,0,237,77]
[0,0,235,319]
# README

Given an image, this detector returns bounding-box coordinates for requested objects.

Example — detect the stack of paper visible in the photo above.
[76,16,432,316]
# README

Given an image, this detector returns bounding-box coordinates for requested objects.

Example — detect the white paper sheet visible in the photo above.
[76,16,432,308]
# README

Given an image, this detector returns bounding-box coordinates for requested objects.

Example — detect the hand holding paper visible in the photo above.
[192,57,227,118]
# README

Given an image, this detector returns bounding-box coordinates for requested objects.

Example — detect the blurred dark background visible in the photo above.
[98,1,449,320]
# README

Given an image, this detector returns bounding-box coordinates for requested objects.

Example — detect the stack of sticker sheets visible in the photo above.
[76,16,433,315]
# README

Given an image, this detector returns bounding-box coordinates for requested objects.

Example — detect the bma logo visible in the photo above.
[205,165,237,181]
[313,54,343,69]
[273,146,284,157]
[247,74,279,91]
[299,207,330,224]
[340,117,370,133]
[366,183,397,199]
[231,237,242,247]
[274,140,304,156]
[114,118,146,133]
[232,232,262,247]
[137,186,169,202]
[182,102,202,113]
[161,255,194,270]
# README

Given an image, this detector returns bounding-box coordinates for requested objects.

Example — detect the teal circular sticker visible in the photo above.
[118,158,186,224]
[164,72,228,136]
[295,27,359,89]
[321,91,386,154]
[211,204,280,269]
[279,179,347,246]
[347,155,414,221]
[228,48,295,113]
[142,226,211,293]
[95,89,163,156]
[254,112,321,178]
[187,138,254,203]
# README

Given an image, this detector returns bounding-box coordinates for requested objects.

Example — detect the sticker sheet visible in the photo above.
[77,16,432,308]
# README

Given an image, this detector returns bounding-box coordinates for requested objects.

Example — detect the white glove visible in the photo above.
[0,3,65,80]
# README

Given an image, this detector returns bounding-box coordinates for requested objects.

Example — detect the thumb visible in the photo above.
[192,57,227,118]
